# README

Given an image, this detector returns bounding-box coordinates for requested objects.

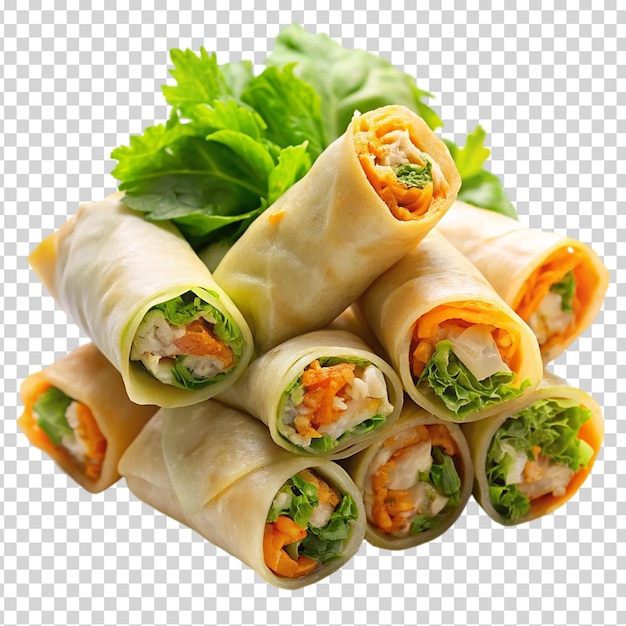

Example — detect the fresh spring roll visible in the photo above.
[341,399,473,550]
[436,201,610,363]
[18,343,157,493]
[214,104,461,353]
[462,371,603,525]
[359,230,543,423]
[217,329,404,458]
[118,400,366,589]
[29,193,254,407]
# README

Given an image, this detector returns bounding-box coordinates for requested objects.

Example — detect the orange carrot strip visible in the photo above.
[410,301,522,378]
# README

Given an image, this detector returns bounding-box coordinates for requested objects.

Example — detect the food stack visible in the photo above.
[19,29,609,590]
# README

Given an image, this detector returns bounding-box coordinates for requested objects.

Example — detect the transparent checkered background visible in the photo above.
[1,2,623,625]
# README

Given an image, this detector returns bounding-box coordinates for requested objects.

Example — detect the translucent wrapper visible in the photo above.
[436,201,609,363]
[217,329,404,458]
[214,104,461,353]
[29,193,254,407]
[342,400,474,550]
[462,371,604,525]
[359,230,543,423]
[18,343,157,493]
[118,400,366,590]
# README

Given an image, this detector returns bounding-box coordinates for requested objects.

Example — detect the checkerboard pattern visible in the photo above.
[1,2,623,625]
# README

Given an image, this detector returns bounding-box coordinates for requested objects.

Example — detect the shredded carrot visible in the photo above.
[73,402,107,480]
[173,318,235,367]
[513,247,588,355]
[410,301,522,379]
[370,424,459,534]
[18,379,106,481]
[263,521,318,578]
[353,108,449,221]
[293,360,357,438]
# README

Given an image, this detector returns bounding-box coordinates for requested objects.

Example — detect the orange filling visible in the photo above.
[173,318,235,368]
[353,109,448,221]
[513,247,590,354]
[18,379,107,481]
[293,360,357,440]
[263,471,341,579]
[410,302,521,379]
[370,424,459,534]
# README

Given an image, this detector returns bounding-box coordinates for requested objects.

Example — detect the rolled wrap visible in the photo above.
[217,329,404,458]
[436,201,609,363]
[359,230,543,423]
[18,343,157,493]
[118,400,366,589]
[341,399,474,550]
[462,371,604,525]
[214,104,461,353]
[29,193,254,407]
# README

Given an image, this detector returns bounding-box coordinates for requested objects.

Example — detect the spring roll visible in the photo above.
[118,400,366,589]
[18,343,157,493]
[462,371,603,525]
[359,230,543,423]
[217,329,403,458]
[436,201,609,363]
[29,193,254,407]
[342,399,473,550]
[214,104,461,353]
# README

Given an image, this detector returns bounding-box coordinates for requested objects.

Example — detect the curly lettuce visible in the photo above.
[418,340,529,420]
[486,397,594,522]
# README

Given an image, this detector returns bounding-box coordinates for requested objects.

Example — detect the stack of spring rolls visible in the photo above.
[20,104,608,589]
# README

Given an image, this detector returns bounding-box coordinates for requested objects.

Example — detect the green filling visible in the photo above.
[267,473,358,564]
[307,414,387,453]
[550,271,577,313]
[139,289,244,390]
[32,386,74,446]
[417,340,530,420]
[393,160,433,189]
[411,446,462,535]
[486,398,595,522]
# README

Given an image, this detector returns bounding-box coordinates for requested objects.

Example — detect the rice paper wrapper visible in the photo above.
[28,193,254,407]
[18,342,157,493]
[342,400,474,550]
[217,329,404,459]
[118,400,366,589]
[359,230,543,422]
[461,370,604,525]
[214,104,461,353]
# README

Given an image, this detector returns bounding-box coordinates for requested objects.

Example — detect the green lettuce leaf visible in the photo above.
[418,340,529,420]
[299,494,358,563]
[410,514,441,535]
[152,290,243,359]
[486,397,594,521]
[550,271,576,313]
[241,64,327,161]
[111,49,321,249]
[393,161,433,189]
[32,386,73,446]
[266,24,442,142]
[444,126,518,219]
[266,473,319,528]
[429,446,462,502]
